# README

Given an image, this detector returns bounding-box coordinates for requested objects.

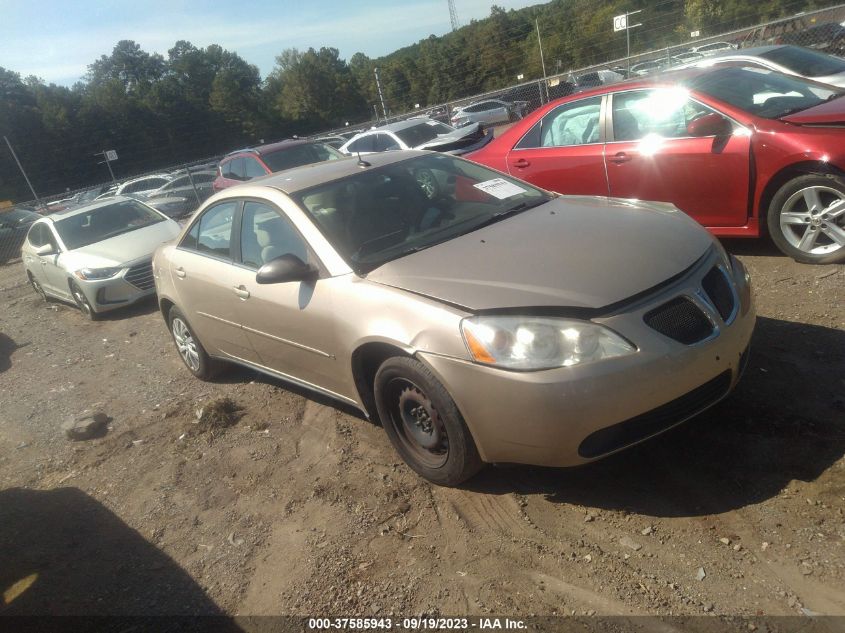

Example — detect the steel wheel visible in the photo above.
[779,185,845,256]
[171,316,200,373]
[384,377,449,469]
[414,168,439,200]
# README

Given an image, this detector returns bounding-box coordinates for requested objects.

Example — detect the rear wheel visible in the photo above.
[374,356,482,486]
[768,174,845,264]
[70,281,99,320]
[168,306,222,379]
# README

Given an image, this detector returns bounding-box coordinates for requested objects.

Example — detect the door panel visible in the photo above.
[505,95,609,196]
[235,200,343,394]
[605,90,751,227]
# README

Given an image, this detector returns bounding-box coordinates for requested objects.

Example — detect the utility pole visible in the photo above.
[374,67,388,120]
[4,136,42,208]
[536,19,548,104]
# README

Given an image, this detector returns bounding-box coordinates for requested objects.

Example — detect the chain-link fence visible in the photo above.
[313,2,845,139]
[0,155,224,265]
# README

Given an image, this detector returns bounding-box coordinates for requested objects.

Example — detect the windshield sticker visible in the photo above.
[473,178,528,199]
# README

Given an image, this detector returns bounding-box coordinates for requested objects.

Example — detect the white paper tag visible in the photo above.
[473,178,527,199]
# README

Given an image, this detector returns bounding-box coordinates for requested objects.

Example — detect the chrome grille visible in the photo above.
[124,260,154,291]
[702,266,735,322]
[643,297,713,344]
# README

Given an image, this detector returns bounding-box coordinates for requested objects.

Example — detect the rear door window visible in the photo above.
[243,157,266,179]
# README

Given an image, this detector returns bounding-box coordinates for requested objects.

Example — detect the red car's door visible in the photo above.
[504,95,609,196]
[604,89,751,228]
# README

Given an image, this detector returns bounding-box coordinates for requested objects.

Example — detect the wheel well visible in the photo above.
[759,161,845,229]
[159,298,175,322]
[351,343,413,422]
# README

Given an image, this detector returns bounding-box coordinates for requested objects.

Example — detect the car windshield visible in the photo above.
[293,154,552,273]
[394,122,456,146]
[263,143,344,173]
[685,65,843,118]
[761,46,845,78]
[54,200,165,250]
[3,209,39,224]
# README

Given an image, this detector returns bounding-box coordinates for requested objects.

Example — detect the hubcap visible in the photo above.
[780,185,845,255]
[386,379,448,468]
[172,317,200,372]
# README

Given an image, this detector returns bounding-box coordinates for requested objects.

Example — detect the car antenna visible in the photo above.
[357,151,371,168]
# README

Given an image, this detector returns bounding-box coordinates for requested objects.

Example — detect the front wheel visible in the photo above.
[70,281,99,320]
[374,357,482,486]
[767,173,845,264]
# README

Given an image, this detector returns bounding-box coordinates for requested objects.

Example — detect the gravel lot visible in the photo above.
[0,239,843,619]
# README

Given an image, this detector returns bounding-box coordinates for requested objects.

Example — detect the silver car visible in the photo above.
[153,151,755,486]
[450,99,526,127]
[338,119,488,156]
[687,45,845,88]
[22,197,181,319]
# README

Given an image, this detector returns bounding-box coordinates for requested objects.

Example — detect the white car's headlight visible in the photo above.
[461,316,636,371]
[74,267,122,280]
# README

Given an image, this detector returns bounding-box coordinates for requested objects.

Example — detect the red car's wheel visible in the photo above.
[768,173,845,265]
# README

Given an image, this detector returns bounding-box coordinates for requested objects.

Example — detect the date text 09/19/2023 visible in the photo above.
[307,617,527,630]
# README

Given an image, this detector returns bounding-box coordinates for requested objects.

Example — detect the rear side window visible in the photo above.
[243,157,266,179]
[223,158,246,181]
[373,134,401,151]
[347,136,375,153]
[181,201,237,259]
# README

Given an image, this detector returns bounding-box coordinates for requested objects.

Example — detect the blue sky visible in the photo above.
[0,0,546,86]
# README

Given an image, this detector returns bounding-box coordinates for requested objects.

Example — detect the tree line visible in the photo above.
[0,0,837,202]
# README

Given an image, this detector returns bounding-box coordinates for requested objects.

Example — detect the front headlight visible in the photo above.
[74,266,122,280]
[461,316,636,371]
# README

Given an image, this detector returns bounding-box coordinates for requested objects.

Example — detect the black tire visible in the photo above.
[69,281,99,320]
[767,173,845,264]
[27,272,48,302]
[168,306,222,380]
[374,356,483,486]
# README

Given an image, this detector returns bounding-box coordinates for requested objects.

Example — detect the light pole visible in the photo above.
[536,19,548,103]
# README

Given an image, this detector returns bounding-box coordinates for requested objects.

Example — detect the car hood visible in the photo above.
[416,123,483,150]
[63,220,181,268]
[366,197,713,311]
[781,95,845,124]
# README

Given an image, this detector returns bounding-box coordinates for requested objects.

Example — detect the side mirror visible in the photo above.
[35,244,56,256]
[687,113,732,137]
[255,254,317,285]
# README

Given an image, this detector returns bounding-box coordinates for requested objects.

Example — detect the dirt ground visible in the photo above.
[0,238,843,620]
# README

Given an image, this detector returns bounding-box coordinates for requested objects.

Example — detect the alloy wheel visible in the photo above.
[171,317,200,372]
[779,185,845,256]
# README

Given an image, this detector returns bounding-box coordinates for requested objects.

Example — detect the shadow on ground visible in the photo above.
[0,487,240,621]
[0,332,21,373]
[465,316,845,517]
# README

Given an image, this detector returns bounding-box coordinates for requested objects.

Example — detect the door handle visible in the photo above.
[174,267,186,278]
[233,285,250,300]
[512,158,531,168]
[609,152,632,164]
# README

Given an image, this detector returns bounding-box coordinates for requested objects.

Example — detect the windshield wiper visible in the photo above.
[351,229,407,259]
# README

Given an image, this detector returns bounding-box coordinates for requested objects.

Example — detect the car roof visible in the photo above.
[367,119,446,133]
[225,139,317,160]
[229,151,432,195]
[707,45,783,57]
[43,195,139,220]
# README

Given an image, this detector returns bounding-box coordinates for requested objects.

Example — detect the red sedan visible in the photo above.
[467,64,845,264]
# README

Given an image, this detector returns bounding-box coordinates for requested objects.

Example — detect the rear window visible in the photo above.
[263,143,343,173]
[761,45,845,78]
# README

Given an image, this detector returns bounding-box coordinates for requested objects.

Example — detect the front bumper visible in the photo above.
[78,259,156,314]
[419,250,756,467]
